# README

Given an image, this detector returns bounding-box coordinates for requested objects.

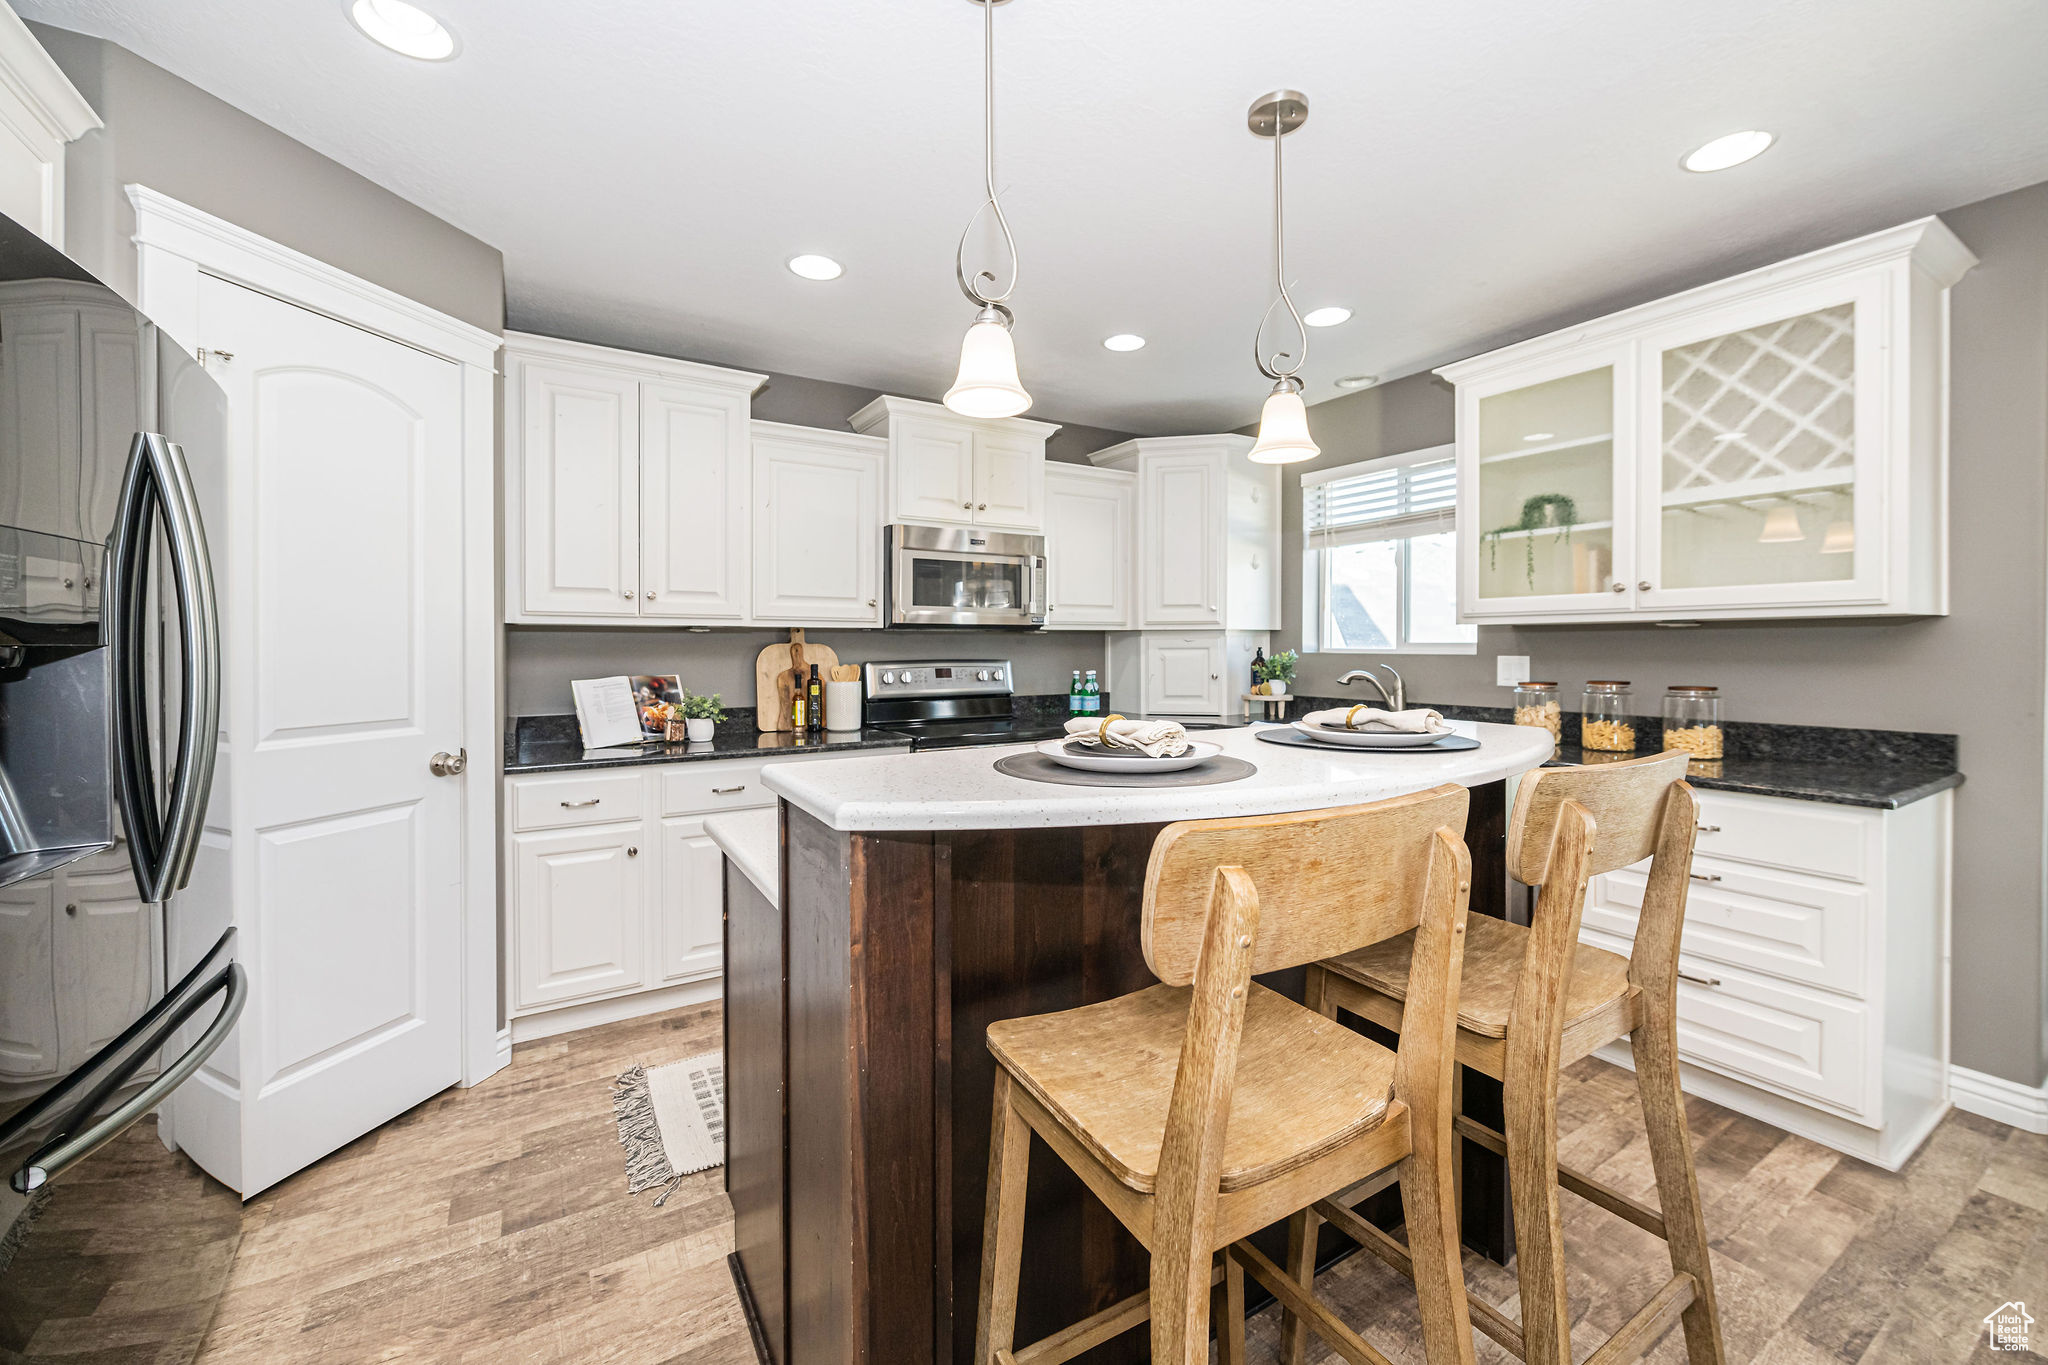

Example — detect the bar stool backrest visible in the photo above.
[1506,751,1694,886]
[1141,784,1472,987]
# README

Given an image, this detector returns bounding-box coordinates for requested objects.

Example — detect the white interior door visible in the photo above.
[201,275,465,1196]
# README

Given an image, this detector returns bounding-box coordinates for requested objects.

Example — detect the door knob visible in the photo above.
[430,749,468,777]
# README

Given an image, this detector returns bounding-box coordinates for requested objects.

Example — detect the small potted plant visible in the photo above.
[1253,648,1298,696]
[676,692,724,743]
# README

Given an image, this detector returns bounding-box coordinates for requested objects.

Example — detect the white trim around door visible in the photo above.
[128,184,505,1093]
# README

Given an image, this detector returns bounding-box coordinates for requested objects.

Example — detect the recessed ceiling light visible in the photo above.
[786,254,843,281]
[1303,306,1352,328]
[1681,130,1775,173]
[1102,334,1146,352]
[1524,432,1557,442]
[347,0,457,60]
[1333,374,1379,390]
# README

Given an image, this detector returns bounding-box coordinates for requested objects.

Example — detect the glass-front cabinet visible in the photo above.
[1443,217,1975,623]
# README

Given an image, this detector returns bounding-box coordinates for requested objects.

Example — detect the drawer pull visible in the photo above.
[1689,872,1722,883]
[1698,824,1721,834]
[1677,968,1722,988]
[711,785,747,794]
[560,798,601,808]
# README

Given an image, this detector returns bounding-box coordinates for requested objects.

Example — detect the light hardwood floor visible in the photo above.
[19,1002,2042,1363]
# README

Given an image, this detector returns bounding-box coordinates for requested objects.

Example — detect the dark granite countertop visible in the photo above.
[505,711,911,774]
[1537,742,1961,810]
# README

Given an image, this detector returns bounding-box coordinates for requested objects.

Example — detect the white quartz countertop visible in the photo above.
[761,720,1554,832]
[704,808,778,907]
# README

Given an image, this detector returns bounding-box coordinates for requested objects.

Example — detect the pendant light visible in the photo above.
[1245,90,1319,465]
[944,0,1031,419]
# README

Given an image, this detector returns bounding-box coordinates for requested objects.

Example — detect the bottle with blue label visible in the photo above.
[1082,669,1101,714]
[1069,670,1084,717]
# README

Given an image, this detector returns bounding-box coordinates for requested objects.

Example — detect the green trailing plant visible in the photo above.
[679,692,725,722]
[1485,492,1579,587]
[1252,649,1298,685]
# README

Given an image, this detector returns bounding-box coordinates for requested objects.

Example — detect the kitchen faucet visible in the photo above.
[1337,664,1405,712]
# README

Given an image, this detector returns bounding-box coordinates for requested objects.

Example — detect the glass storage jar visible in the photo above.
[1580,681,1636,751]
[1662,685,1723,759]
[1512,682,1561,741]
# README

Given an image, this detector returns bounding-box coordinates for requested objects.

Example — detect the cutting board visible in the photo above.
[753,629,842,732]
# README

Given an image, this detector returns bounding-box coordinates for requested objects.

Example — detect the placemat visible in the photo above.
[1253,728,1481,754]
[993,752,1258,788]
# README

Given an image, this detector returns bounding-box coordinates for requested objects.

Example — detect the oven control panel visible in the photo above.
[863,659,1014,697]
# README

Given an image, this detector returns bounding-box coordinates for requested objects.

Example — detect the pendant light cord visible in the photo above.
[1255,115,1308,382]
[956,0,1019,309]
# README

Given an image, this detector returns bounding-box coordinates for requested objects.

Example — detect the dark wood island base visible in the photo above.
[726,782,1516,1365]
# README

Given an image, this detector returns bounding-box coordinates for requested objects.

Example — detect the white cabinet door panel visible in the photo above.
[520,360,638,616]
[973,431,1045,531]
[513,826,646,1009]
[1142,454,1221,626]
[752,428,881,624]
[640,380,748,619]
[889,415,976,526]
[1145,635,1225,716]
[659,818,724,983]
[1044,470,1132,628]
[0,303,80,540]
[54,869,154,1074]
[0,878,57,1081]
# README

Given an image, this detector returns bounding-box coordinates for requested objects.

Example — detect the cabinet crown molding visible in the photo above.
[0,8,99,143]
[1437,215,1976,386]
[502,330,767,394]
[846,392,1061,439]
[1084,433,1255,471]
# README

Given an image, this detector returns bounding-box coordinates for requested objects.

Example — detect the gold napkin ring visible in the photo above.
[1345,705,1368,730]
[1098,713,1126,746]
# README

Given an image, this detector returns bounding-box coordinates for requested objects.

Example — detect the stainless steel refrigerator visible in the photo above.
[0,210,243,1360]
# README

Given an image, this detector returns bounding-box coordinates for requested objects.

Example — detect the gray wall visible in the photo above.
[28,22,505,333]
[1271,181,2048,1089]
[504,626,1107,717]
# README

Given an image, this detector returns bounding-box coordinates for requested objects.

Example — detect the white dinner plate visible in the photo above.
[1291,721,1456,749]
[1036,737,1222,773]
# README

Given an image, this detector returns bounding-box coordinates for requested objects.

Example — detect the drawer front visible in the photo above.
[1691,791,1871,883]
[511,770,646,832]
[1589,860,1870,996]
[1583,925,1871,1119]
[662,760,776,816]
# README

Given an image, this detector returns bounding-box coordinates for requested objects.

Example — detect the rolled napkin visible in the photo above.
[1063,713,1191,758]
[1301,705,1447,734]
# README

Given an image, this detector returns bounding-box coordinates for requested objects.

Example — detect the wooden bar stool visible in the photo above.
[973,786,1480,1365]
[1290,750,1727,1365]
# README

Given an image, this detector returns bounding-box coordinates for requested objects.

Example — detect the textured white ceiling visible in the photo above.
[20,0,2048,433]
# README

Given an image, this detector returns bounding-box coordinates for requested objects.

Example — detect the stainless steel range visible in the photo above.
[860,658,1073,751]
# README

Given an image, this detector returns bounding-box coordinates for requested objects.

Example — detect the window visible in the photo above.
[1303,443,1476,653]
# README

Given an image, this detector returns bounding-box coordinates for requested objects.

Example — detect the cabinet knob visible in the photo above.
[1638,580,1653,592]
[977,503,987,511]
[627,846,639,858]
[622,590,633,599]
[1209,673,1219,680]
[645,591,655,600]
[63,578,74,589]
[1611,582,1626,593]
[963,502,972,510]
[64,902,77,917]
[867,598,877,607]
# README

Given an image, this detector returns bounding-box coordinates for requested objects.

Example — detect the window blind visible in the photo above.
[1302,447,1457,548]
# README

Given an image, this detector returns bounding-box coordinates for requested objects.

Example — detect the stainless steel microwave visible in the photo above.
[885,524,1046,628]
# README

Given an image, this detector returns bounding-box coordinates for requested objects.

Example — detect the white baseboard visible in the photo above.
[509,978,724,1044]
[1950,1064,2048,1134]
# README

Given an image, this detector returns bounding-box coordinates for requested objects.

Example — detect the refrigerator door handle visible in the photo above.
[106,432,221,903]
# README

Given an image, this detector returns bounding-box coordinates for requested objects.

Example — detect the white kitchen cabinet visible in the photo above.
[504,752,841,1040]
[1105,630,1269,721]
[511,822,647,1010]
[659,817,726,983]
[0,282,142,551]
[504,332,764,624]
[1087,435,1279,630]
[849,395,1059,533]
[1440,217,1976,623]
[750,421,883,625]
[1042,463,1134,629]
[1581,785,1951,1171]
[0,850,157,1089]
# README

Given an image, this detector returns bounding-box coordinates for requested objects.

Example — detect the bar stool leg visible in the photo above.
[975,1070,1032,1365]
[1631,1014,1729,1364]
[1503,1064,1573,1365]
[1279,964,1338,1365]
[1219,1249,1248,1365]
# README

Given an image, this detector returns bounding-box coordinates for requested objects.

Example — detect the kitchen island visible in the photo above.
[725,721,1553,1365]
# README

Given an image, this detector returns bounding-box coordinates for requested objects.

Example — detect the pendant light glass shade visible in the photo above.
[1757,502,1805,543]
[1820,518,1854,554]
[945,309,1031,419]
[1247,382,1320,464]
